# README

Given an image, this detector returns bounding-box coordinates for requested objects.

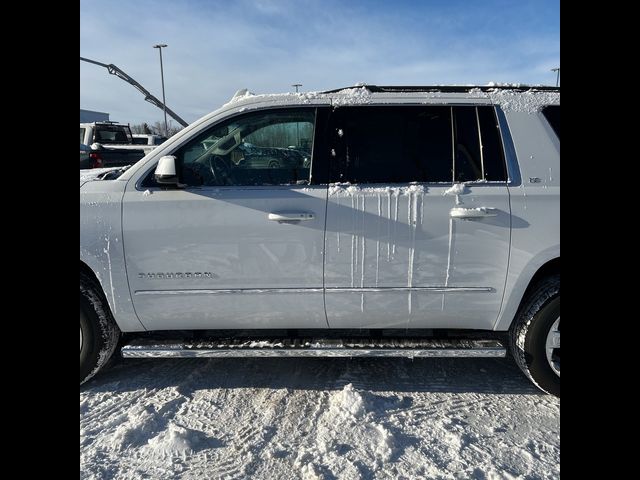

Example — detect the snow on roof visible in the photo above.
[221,84,558,113]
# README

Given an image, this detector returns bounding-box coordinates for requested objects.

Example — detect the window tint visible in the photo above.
[175,109,316,187]
[330,106,453,183]
[330,106,507,184]
[94,125,132,144]
[477,107,507,181]
[542,105,560,139]
[453,107,482,182]
[80,128,85,144]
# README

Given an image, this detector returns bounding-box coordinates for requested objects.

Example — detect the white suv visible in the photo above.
[80,85,560,395]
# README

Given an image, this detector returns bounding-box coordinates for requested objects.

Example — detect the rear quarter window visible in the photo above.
[542,105,560,139]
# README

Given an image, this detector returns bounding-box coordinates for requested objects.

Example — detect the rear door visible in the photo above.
[324,105,511,329]
[122,107,331,330]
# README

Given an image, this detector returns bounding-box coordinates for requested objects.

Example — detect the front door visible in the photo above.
[324,105,511,330]
[123,107,330,330]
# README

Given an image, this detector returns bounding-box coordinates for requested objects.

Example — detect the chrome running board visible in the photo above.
[121,338,506,358]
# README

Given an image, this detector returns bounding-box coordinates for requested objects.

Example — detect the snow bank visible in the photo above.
[144,423,195,459]
[81,355,560,479]
[293,384,396,476]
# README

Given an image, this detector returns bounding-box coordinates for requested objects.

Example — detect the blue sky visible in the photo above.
[80,0,559,125]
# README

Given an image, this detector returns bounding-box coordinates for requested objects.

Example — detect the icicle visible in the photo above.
[387,191,392,260]
[407,192,418,315]
[376,195,381,286]
[361,197,366,311]
[354,196,359,286]
[392,193,399,256]
[351,196,356,287]
[442,217,455,310]
[361,197,366,288]
[336,196,340,253]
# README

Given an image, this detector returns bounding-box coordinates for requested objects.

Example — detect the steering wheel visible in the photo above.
[209,155,233,185]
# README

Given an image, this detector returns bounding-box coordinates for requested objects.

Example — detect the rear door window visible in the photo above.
[330,106,507,184]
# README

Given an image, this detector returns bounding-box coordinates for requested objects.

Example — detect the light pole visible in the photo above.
[153,44,168,136]
[551,67,560,87]
[292,83,302,93]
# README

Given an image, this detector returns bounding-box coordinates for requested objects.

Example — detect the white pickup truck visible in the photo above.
[80,122,149,169]
[80,85,560,395]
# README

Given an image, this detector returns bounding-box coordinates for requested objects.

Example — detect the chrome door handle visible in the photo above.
[268,212,315,223]
[450,207,498,219]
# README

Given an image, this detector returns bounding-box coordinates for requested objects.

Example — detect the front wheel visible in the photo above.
[509,275,560,396]
[80,272,120,384]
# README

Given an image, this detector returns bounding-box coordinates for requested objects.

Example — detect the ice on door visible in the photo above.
[323,105,511,329]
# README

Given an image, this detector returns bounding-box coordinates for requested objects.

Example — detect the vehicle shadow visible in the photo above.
[82,356,542,396]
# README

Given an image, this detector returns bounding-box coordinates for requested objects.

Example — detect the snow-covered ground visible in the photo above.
[80,356,559,479]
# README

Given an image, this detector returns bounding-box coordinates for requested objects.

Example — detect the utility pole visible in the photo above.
[292,83,302,93]
[551,67,560,87]
[154,44,169,136]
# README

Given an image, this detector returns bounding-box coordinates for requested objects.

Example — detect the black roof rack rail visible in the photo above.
[322,84,560,94]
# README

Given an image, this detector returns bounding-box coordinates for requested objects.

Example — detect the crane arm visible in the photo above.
[80,56,189,127]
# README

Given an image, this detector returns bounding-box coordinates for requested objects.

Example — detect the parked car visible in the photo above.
[80,122,147,168]
[80,143,92,169]
[80,85,560,395]
[132,134,168,147]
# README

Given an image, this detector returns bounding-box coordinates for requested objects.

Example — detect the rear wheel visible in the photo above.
[509,275,560,396]
[80,272,120,384]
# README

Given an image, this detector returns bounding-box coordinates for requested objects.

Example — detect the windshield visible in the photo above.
[94,125,133,144]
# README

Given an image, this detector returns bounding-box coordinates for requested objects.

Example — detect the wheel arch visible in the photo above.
[520,257,560,302]
[494,254,560,331]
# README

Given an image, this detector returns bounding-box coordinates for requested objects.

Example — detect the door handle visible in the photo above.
[268,212,315,223]
[450,207,498,219]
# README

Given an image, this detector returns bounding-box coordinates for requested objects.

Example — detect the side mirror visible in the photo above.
[154,155,179,184]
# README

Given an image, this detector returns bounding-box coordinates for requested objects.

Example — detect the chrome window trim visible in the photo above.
[494,106,521,186]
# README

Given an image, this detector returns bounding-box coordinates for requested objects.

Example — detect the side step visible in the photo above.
[121,338,506,358]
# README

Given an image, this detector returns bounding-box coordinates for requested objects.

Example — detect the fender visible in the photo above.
[80,179,146,332]
[493,246,560,331]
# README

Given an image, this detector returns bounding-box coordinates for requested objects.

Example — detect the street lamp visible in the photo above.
[153,44,169,136]
[551,67,560,87]
[292,83,302,93]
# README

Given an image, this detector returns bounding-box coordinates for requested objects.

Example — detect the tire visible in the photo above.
[80,272,120,385]
[509,274,560,397]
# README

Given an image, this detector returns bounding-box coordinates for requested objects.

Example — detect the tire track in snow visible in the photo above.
[81,357,559,480]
